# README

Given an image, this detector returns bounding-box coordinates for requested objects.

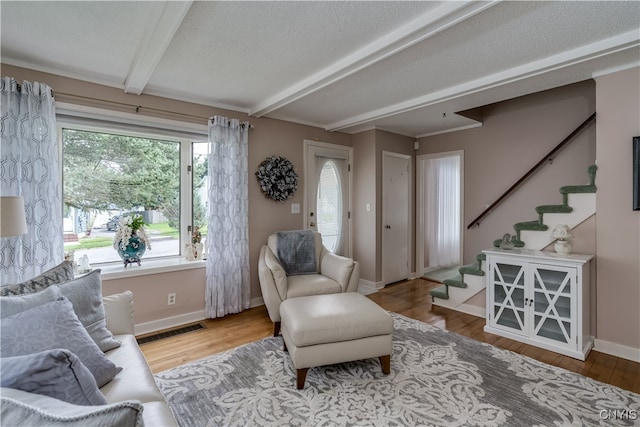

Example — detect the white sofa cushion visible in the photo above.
[101,335,167,404]
[0,387,144,427]
[103,291,135,335]
[286,275,342,299]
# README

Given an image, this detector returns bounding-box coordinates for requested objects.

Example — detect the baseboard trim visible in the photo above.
[250,296,264,309]
[358,278,383,292]
[135,310,206,336]
[454,303,486,318]
[594,338,640,363]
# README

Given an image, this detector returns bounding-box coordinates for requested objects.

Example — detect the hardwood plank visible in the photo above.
[140,278,640,394]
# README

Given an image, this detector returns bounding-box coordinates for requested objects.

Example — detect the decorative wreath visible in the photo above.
[255,155,298,202]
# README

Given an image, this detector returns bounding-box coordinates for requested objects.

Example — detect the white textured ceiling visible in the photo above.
[2,1,639,137]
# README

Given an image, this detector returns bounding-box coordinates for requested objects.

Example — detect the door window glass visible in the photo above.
[317,160,342,252]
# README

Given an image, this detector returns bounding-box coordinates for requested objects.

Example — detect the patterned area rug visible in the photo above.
[155,313,640,426]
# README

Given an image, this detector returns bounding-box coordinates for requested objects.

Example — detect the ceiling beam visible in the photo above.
[249,0,499,118]
[124,1,193,95]
[326,29,640,132]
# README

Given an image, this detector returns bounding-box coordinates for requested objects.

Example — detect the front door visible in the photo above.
[304,140,352,256]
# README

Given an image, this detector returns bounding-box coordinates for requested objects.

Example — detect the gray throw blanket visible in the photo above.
[276,230,317,275]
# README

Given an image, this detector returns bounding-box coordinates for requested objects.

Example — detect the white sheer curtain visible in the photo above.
[426,155,461,267]
[205,115,250,318]
[1,77,63,284]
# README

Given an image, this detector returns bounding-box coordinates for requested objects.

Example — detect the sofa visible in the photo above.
[258,230,360,336]
[0,263,178,426]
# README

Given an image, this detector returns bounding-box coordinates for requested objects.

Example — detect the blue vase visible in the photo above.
[117,234,146,268]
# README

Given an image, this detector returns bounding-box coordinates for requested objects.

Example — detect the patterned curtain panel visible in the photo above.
[205,115,250,318]
[1,77,63,284]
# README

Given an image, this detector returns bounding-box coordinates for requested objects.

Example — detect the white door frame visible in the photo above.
[382,151,412,285]
[303,139,353,257]
[416,150,464,276]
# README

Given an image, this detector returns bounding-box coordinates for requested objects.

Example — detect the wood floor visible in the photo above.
[139,278,640,394]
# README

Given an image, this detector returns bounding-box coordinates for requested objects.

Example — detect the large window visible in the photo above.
[62,126,207,265]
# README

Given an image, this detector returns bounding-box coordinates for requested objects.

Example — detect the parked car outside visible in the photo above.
[106,215,121,231]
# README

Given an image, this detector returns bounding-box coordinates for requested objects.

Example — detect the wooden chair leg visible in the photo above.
[296,368,309,389]
[379,355,391,375]
[273,322,281,337]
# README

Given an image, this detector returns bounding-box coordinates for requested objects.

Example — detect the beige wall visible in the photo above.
[103,269,206,325]
[352,130,377,283]
[418,80,597,265]
[594,66,640,352]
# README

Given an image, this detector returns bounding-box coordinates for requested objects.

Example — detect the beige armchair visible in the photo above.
[258,231,360,336]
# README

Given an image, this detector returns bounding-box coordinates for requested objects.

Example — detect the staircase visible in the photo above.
[430,164,597,314]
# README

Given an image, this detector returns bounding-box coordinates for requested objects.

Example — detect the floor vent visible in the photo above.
[137,323,205,345]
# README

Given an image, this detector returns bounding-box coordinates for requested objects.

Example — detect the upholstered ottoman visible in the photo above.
[280,292,393,389]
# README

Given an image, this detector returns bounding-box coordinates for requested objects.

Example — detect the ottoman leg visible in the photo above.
[296,368,309,389]
[379,355,391,375]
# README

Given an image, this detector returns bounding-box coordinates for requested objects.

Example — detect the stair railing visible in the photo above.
[467,112,596,229]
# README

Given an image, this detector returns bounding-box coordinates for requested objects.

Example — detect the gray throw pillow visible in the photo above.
[0,387,144,427]
[0,271,121,353]
[1,349,107,406]
[57,270,121,352]
[0,286,62,318]
[0,297,122,388]
[0,261,75,296]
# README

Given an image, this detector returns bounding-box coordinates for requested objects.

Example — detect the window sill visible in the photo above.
[96,257,206,281]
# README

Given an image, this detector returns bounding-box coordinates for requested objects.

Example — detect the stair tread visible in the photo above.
[514,220,548,231]
[429,285,449,300]
[559,185,597,194]
[459,263,485,276]
[443,275,467,288]
[535,204,573,214]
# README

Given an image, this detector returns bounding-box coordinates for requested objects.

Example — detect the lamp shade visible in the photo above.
[551,224,574,240]
[0,196,28,237]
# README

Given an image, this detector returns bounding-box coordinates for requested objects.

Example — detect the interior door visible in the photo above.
[382,151,411,284]
[304,140,352,256]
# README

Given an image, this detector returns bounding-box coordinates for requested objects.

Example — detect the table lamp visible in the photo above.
[0,196,28,237]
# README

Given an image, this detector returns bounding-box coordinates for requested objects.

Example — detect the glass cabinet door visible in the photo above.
[490,261,527,335]
[530,264,576,346]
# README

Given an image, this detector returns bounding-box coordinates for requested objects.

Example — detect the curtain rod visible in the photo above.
[12,82,55,97]
[55,91,253,128]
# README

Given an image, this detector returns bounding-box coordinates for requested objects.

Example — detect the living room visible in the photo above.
[1,1,639,425]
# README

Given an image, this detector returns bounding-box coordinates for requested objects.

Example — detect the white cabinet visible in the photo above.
[483,248,593,360]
